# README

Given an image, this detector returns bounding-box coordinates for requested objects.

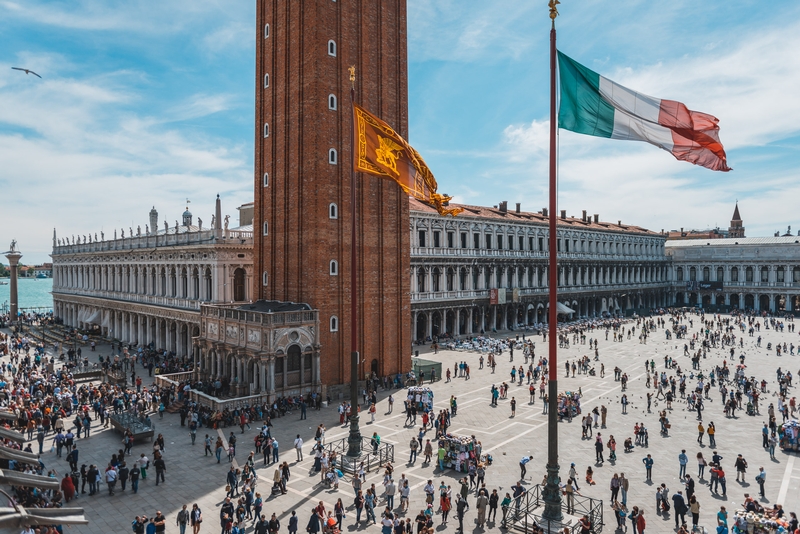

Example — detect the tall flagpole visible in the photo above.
[347,66,362,458]
[542,0,564,524]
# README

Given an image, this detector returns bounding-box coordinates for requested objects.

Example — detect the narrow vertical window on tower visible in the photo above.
[262,222,268,236]
[330,316,338,332]
[264,24,269,38]
[263,123,269,138]
[328,94,337,110]
[328,149,337,164]
[329,203,338,219]
[328,40,337,56]
[263,173,269,187]
[264,73,269,88]
[329,260,338,275]
[262,271,268,286]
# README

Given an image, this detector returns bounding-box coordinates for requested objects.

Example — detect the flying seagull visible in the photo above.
[11,67,42,78]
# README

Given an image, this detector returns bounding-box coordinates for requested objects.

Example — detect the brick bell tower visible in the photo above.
[254,0,411,394]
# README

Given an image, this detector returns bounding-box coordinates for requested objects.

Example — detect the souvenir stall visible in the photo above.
[732,509,794,534]
[557,391,582,419]
[779,419,799,452]
[407,386,434,412]
[437,433,490,472]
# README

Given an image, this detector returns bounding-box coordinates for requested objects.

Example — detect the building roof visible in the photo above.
[236,300,311,313]
[408,198,661,235]
[665,236,800,248]
[731,202,742,221]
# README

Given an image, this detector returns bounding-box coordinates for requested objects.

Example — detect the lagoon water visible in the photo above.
[0,277,53,312]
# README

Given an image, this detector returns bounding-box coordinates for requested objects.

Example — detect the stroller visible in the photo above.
[746,402,755,416]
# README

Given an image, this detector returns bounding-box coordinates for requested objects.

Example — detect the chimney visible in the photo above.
[499,201,507,213]
[680,227,684,233]
[515,203,521,214]
[593,214,599,223]
[560,210,566,219]
[618,220,622,226]
[582,210,587,222]
[542,208,548,217]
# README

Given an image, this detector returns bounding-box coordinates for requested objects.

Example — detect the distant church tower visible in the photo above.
[253,0,411,391]
[728,202,745,238]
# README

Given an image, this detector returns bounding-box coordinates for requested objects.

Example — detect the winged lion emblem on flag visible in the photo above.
[375,135,404,176]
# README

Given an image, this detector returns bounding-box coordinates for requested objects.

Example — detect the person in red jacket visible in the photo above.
[636,510,646,534]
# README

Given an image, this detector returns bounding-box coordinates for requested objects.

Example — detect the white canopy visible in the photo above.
[556,302,575,314]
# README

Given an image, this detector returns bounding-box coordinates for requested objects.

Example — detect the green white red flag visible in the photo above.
[557,51,731,172]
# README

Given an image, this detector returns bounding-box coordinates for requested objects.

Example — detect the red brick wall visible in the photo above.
[254,0,411,389]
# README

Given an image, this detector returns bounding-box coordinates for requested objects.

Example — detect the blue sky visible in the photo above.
[2,0,800,264]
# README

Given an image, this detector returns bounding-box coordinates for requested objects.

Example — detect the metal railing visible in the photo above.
[324,436,395,474]
[504,484,604,534]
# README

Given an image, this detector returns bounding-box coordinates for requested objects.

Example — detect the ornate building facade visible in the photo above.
[253,0,411,387]
[409,199,671,340]
[666,236,800,312]
[51,198,254,357]
[194,301,320,398]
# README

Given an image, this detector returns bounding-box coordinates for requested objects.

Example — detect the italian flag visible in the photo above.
[557,51,731,172]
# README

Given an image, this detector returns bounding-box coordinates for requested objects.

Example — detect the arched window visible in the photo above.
[689,267,697,281]
[329,260,338,275]
[717,267,724,282]
[327,40,336,56]
[263,173,269,187]
[262,222,268,235]
[263,123,269,137]
[676,267,684,282]
[760,266,769,283]
[329,203,338,219]
[264,24,270,38]
[262,271,268,286]
[328,148,337,164]
[745,266,754,282]
[459,267,467,290]
[287,344,301,372]
[233,268,246,302]
[432,267,441,292]
[731,267,739,282]
[446,267,455,291]
[330,316,339,332]
[702,267,710,282]
[417,268,426,293]
[264,73,269,88]
[328,94,337,110]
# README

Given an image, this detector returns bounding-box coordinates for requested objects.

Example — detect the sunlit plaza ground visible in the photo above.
[12,312,800,534]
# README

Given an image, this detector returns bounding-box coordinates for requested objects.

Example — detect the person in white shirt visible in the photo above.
[294,435,304,461]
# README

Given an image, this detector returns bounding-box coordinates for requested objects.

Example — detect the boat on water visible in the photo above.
[36,273,48,279]
[0,282,7,286]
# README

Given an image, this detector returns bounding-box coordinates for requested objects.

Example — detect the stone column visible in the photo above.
[4,247,22,322]
[313,349,321,387]
[155,320,161,350]
[268,359,276,394]
[467,307,473,334]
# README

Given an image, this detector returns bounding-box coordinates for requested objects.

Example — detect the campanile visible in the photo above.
[254,0,411,393]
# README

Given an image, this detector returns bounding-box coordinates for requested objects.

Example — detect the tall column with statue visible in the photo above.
[4,240,22,323]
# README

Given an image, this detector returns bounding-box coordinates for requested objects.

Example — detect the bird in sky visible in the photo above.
[11,67,42,78]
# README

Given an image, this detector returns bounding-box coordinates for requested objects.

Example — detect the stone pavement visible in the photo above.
[12,314,800,534]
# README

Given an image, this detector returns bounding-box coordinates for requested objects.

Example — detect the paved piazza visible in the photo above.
[11,313,800,534]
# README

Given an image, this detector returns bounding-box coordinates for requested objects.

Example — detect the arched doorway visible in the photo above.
[416,314,427,341]
[688,293,698,305]
[759,295,771,312]
[445,310,456,335]
[431,312,441,337]
[729,294,740,308]
[775,294,786,311]
[233,268,246,302]
[702,295,712,308]
[744,294,755,309]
